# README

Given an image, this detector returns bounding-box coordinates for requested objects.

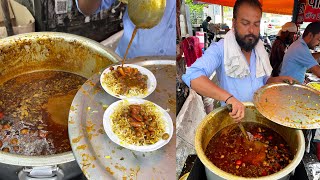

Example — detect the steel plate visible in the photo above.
[253,83,320,129]
[68,58,176,179]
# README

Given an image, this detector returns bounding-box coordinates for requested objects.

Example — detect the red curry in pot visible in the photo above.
[205,122,293,177]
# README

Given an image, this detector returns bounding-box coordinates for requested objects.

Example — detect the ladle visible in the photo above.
[121,0,166,66]
[128,0,166,29]
[226,104,267,163]
[226,104,251,141]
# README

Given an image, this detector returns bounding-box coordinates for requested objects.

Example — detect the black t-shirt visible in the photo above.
[202,20,209,32]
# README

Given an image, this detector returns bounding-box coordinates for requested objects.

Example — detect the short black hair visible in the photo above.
[233,0,262,19]
[206,16,212,21]
[302,22,320,38]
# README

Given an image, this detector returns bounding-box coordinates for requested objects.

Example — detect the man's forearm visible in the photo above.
[266,76,296,84]
[266,76,281,84]
[309,65,320,78]
[312,52,320,63]
[78,0,101,15]
[190,76,232,102]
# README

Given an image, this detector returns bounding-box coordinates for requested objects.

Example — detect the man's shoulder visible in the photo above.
[291,38,305,49]
[285,40,313,63]
[203,40,224,62]
[207,39,224,50]
[287,40,305,54]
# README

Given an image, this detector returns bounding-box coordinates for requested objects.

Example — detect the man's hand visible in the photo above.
[190,76,245,122]
[266,76,298,84]
[226,97,245,123]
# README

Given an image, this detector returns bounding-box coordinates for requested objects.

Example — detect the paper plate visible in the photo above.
[100,64,157,99]
[253,83,320,129]
[103,98,173,152]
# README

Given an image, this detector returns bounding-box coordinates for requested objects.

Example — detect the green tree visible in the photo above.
[185,0,207,24]
[185,0,206,13]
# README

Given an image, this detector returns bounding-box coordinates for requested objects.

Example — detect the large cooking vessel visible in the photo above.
[195,103,305,180]
[0,32,120,179]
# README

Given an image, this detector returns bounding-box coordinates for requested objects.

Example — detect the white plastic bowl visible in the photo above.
[100,64,157,99]
[103,98,173,152]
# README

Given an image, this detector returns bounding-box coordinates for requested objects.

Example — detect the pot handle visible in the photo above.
[18,166,64,180]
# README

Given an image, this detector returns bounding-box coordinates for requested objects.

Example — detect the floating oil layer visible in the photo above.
[0,70,86,156]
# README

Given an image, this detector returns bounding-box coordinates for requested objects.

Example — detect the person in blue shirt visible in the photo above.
[76,0,175,59]
[182,0,294,122]
[280,22,320,84]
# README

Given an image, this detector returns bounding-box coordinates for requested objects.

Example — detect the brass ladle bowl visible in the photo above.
[128,0,166,29]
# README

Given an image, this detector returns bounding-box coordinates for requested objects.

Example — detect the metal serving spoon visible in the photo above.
[128,0,166,29]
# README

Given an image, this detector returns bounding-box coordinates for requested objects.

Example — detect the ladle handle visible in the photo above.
[226,104,250,141]
[226,104,232,112]
[238,123,250,141]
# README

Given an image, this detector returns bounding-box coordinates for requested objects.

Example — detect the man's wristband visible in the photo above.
[225,95,234,103]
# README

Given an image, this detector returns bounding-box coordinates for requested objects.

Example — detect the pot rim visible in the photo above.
[0,151,75,166]
[195,102,305,180]
[0,32,121,64]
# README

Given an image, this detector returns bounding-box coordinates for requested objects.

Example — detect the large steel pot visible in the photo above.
[0,32,120,180]
[195,102,305,180]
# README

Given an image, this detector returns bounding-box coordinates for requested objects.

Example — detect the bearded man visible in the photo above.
[182,0,295,122]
